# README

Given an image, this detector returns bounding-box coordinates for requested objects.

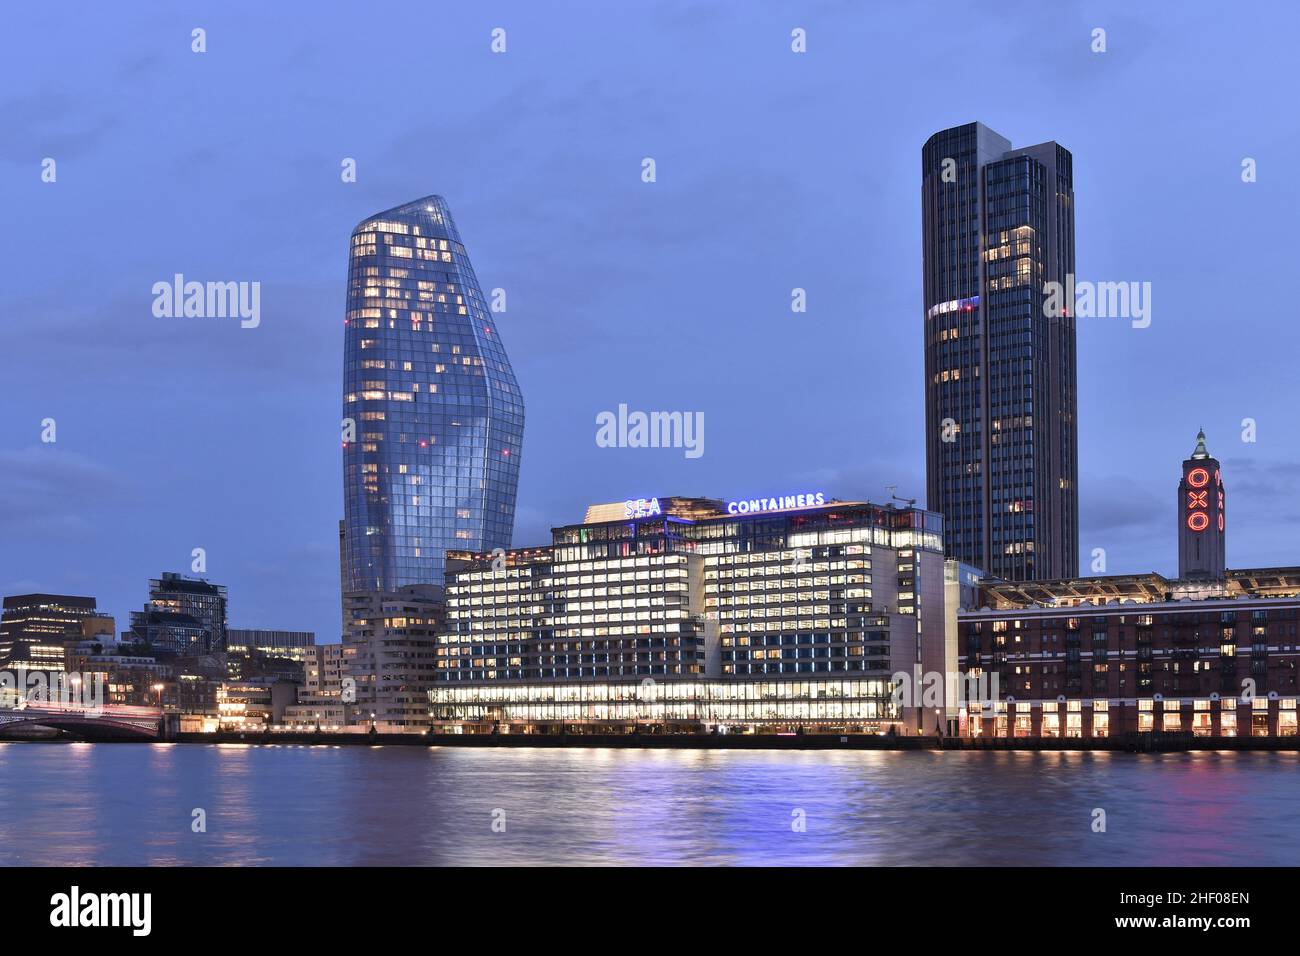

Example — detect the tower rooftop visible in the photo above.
[1191,428,1210,460]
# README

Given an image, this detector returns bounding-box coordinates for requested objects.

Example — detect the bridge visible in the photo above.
[0,702,162,740]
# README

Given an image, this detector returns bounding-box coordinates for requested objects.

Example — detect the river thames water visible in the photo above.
[1,743,1296,866]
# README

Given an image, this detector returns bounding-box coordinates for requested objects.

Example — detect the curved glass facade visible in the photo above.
[342,196,524,592]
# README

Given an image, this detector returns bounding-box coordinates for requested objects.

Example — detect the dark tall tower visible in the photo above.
[922,122,1078,580]
[342,196,524,593]
[1178,429,1226,579]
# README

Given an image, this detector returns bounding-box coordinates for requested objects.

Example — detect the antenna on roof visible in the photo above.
[886,485,917,508]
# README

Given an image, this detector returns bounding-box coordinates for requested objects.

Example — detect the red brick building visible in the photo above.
[954,432,1300,739]
[959,570,1300,738]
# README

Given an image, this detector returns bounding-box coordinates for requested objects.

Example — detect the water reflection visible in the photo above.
[1,744,1297,866]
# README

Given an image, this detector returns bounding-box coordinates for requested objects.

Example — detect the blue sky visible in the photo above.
[2,1,1298,641]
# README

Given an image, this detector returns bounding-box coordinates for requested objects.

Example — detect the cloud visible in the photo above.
[0,282,341,392]
[0,446,131,538]
[1081,473,1167,536]
[1219,456,1298,501]
[0,90,117,163]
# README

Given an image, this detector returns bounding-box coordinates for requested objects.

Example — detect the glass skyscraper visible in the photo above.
[342,196,524,593]
[922,122,1077,581]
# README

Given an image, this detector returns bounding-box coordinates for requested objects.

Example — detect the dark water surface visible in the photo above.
[1,743,1295,866]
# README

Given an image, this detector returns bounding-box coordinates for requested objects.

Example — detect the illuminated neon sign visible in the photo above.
[727,492,826,515]
[624,498,662,519]
[1184,466,1223,533]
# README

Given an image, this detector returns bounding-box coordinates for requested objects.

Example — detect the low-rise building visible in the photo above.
[175,673,221,719]
[959,570,1300,738]
[0,593,97,671]
[226,629,316,679]
[431,493,958,734]
[342,587,442,731]
[281,643,348,729]
[217,678,298,729]
[955,433,1300,739]
[64,640,169,707]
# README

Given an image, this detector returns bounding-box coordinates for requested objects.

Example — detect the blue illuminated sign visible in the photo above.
[726,492,826,515]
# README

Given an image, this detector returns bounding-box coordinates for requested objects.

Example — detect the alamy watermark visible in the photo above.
[595,403,704,459]
[1043,274,1151,329]
[892,666,1000,709]
[152,273,260,328]
[50,886,150,936]
[1,668,105,711]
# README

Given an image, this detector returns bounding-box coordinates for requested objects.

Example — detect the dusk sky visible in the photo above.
[3,1,1298,642]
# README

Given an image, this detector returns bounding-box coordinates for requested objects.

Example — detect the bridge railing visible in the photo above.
[9,702,163,719]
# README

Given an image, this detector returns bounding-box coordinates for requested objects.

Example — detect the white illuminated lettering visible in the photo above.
[724,491,827,516]
[623,498,662,519]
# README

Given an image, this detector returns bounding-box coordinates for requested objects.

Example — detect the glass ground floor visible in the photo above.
[429,677,898,733]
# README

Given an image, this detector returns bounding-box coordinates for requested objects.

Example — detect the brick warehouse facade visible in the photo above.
[948,429,1300,740]
[958,570,1300,738]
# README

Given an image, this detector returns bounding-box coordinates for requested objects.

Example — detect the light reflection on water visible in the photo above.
[0,743,1295,866]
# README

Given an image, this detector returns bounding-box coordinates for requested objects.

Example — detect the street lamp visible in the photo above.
[152,683,165,709]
